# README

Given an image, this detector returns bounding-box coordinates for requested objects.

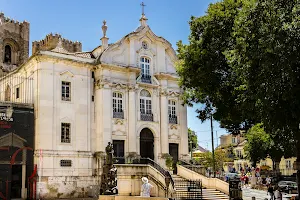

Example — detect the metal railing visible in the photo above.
[114,157,174,189]
[179,160,226,181]
[113,111,124,119]
[141,75,152,84]
[141,113,153,121]
[169,115,177,124]
[0,74,34,105]
[175,179,202,200]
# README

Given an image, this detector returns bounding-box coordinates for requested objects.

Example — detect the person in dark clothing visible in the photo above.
[268,185,274,200]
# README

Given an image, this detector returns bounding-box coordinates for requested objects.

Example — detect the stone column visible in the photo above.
[102,85,112,149]
[128,86,137,153]
[21,149,27,199]
[160,90,169,154]
[95,79,112,152]
[180,103,189,156]
[95,83,103,152]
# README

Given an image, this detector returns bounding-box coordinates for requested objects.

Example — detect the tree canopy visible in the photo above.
[178,0,300,192]
[188,128,198,152]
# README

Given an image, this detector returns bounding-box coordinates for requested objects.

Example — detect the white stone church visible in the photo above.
[0,11,189,197]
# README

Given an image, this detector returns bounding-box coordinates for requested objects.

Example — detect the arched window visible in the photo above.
[140,89,151,114]
[113,92,124,119]
[140,57,151,83]
[4,45,12,64]
[168,100,177,124]
[5,85,11,101]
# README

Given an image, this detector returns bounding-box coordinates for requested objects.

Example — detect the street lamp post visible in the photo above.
[211,115,216,178]
[190,141,193,162]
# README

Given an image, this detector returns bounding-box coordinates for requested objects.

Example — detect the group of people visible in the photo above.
[267,184,283,200]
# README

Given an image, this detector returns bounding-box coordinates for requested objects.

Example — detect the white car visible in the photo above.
[278,181,297,193]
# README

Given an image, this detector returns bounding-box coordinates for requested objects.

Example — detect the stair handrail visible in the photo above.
[178,159,226,180]
[115,157,175,189]
[178,159,207,176]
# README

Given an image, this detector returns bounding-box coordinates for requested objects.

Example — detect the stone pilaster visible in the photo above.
[180,103,189,156]
[95,78,112,152]
[128,85,137,153]
[160,89,169,154]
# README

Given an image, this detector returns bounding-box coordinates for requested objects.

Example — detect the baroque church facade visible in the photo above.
[0,11,189,198]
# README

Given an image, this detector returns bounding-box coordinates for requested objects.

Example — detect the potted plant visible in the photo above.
[161,153,174,174]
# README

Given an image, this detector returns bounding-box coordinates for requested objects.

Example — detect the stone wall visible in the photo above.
[0,12,30,73]
[32,33,82,54]
[37,176,96,198]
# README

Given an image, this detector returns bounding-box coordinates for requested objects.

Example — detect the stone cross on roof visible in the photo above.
[140,2,146,15]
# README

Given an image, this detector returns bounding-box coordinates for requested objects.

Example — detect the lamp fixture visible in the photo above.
[6,106,13,119]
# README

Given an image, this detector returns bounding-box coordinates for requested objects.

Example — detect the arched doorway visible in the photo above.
[140,128,154,160]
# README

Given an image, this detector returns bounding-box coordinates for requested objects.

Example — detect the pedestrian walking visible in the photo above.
[267,185,274,200]
[274,187,282,200]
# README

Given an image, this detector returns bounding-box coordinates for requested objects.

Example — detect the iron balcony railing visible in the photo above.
[114,157,174,189]
[113,111,124,119]
[141,113,153,121]
[141,75,152,84]
[169,115,177,124]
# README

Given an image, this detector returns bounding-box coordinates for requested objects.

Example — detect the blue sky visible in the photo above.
[1,0,228,150]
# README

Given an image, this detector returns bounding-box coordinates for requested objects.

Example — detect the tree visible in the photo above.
[244,124,272,166]
[177,0,255,134]
[188,128,198,152]
[226,0,300,193]
[197,149,227,172]
[177,0,300,193]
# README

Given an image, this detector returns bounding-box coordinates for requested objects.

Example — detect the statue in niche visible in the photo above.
[100,142,118,195]
[140,177,153,197]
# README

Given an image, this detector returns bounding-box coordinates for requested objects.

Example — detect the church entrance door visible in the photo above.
[140,128,154,160]
[169,143,179,174]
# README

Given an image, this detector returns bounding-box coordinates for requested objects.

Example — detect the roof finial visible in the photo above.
[141,2,146,15]
[139,2,148,26]
[101,20,109,50]
[102,20,107,37]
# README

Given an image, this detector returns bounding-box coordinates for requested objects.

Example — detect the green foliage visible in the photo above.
[178,0,299,164]
[188,128,198,152]
[196,149,226,171]
[245,124,271,165]
[161,153,174,170]
[245,124,296,165]
[177,0,255,134]
[226,0,300,141]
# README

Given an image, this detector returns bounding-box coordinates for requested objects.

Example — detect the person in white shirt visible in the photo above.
[274,187,282,200]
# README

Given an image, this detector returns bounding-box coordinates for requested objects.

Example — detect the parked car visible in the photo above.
[278,181,298,193]
[224,173,240,182]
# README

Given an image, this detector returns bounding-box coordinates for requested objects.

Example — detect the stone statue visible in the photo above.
[100,142,118,195]
[140,177,153,197]
[102,20,107,37]
[105,142,113,165]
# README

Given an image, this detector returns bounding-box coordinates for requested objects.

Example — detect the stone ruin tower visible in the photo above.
[0,12,30,74]
[32,33,82,54]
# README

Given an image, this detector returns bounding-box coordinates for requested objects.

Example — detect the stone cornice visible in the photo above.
[39,51,95,64]
[159,88,181,97]
[36,53,94,69]
[154,73,179,81]
[100,63,141,74]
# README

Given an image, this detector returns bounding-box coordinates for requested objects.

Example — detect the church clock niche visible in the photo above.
[142,41,148,49]
[4,45,12,64]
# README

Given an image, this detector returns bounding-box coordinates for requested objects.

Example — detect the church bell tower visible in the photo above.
[0,12,29,74]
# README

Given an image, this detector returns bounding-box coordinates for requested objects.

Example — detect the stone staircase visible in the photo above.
[172,174,229,200]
